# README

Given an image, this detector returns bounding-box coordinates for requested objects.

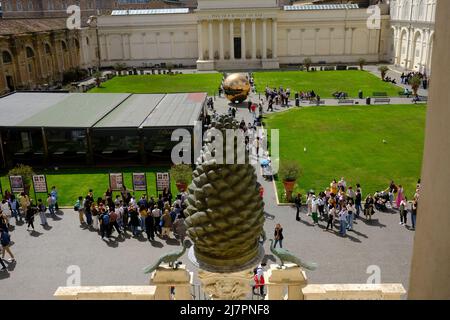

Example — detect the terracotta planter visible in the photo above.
[176,182,187,192]
[283,180,296,202]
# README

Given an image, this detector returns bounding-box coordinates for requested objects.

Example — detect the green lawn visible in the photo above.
[89,74,222,95]
[0,167,190,207]
[254,70,401,98]
[264,104,426,202]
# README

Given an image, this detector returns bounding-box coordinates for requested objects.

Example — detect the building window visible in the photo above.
[17,0,23,11]
[28,63,33,73]
[45,43,52,54]
[61,41,68,51]
[2,51,13,64]
[86,37,90,46]
[6,1,12,11]
[26,46,35,58]
[28,1,33,11]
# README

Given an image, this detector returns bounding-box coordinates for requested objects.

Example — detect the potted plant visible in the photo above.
[279,160,302,202]
[378,65,389,81]
[410,74,422,96]
[170,164,192,192]
[303,58,312,72]
[358,58,366,70]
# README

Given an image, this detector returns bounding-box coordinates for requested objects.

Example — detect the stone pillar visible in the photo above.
[251,19,257,60]
[265,264,308,300]
[121,34,126,59]
[150,264,193,300]
[229,20,234,60]
[272,19,278,59]
[198,268,253,300]
[208,20,213,60]
[241,19,246,60]
[409,0,450,300]
[219,20,224,60]
[405,27,412,68]
[262,19,267,59]
[197,22,204,60]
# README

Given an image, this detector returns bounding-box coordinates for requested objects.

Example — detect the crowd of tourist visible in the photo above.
[74,187,188,243]
[400,71,429,89]
[293,177,420,237]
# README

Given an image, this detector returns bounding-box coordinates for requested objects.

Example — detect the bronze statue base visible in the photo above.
[188,245,265,273]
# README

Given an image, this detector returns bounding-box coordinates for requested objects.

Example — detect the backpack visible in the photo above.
[102,214,110,225]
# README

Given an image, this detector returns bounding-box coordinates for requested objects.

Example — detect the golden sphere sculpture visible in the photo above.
[223,73,251,103]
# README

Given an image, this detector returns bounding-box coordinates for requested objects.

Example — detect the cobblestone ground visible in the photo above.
[0,93,415,299]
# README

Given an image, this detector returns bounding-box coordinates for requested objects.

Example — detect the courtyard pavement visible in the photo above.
[0,92,416,299]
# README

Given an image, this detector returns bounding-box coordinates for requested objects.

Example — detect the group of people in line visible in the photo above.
[400,71,429,89]
[0,186,60,271]
[74,187,188,244]
[292,177,420,237]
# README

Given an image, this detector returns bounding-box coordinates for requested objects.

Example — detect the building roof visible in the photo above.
[111,8,189,15]
[284,3,359,11]
[140,92,206,128]
[0,92,69,127]
[0,92,205,129]
[17,93,131,128]
[0,18,68,36]
[94,94,165,129]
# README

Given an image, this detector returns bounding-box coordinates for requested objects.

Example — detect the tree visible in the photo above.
[113,62,127,76]
[303,58,312,72]
[410,75,422,96]
[378,66,389,80]
[358,58,366,70]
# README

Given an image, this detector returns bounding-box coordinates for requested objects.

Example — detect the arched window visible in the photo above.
[402,0,411,20]
[45,43,52,54]
[74,39,80,50]
[61,40,68,51]
[2,51,13,64]
[86,37,90,46]
[26,46,35,58]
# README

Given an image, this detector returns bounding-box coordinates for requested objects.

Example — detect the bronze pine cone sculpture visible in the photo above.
[185,115,265,271]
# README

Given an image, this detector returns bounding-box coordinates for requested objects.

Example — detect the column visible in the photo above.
[349,28,355,55]
[103,34,109,61]
[409,0,450,299]
[422,29,430,73]
[405,27,412,68]
[229,20,234,60]
[314,28,320,55]
[262,19,267,59]
[121,34,126,59]
[208,20,213,60]
[197,22,203,60]
[419,30,426,72]
[241,19,246,60]
[251,19,256,59]
[127,34,132,60]
[219,20,224,60]
[272,19,278,59]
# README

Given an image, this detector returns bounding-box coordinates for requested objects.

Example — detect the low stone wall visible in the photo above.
[54,286,156,300]
[302,284,406,300]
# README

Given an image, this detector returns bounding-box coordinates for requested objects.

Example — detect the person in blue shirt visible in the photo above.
[8,195,22,223]
[50,186,59,211]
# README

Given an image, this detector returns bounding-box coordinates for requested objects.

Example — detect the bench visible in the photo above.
[413,96,428,104]
[338,99,355,105]
[309,100,325,105]
[373,92,388,97]
[374,98,391,104]
[399,90,412,98]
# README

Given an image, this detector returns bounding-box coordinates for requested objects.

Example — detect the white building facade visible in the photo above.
[84,0,394,71]
[389,0,436,74]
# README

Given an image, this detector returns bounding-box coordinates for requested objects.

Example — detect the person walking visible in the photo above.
[47,194,56,216]
[152,205,162,236]
[396,185,405,209]
[145,211,155,241]
[128,205,140,237]
[355,187,362,219]
[346,199,355,231]
[411,199,418,230]
[139,205,148,233]
[161,209,173,239]
[294,193,302,221]
[364,195,374,221]
[99,210,110,239]
[84,198,92,226]
[172,214,187,244]
[109,208,122,237]
[399,197,408,226]
[75,196,85,225]
[274,224,284,248]
[338,206,348,237]
[311,195,319,225]
[91,202,99,231]
[37,199,48,227]
[325,205,336,231]
[25,204,35,231]
[50,186,59,212]
[8,195,21,223]
[1,228,15,264]
[19,192,30,222]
